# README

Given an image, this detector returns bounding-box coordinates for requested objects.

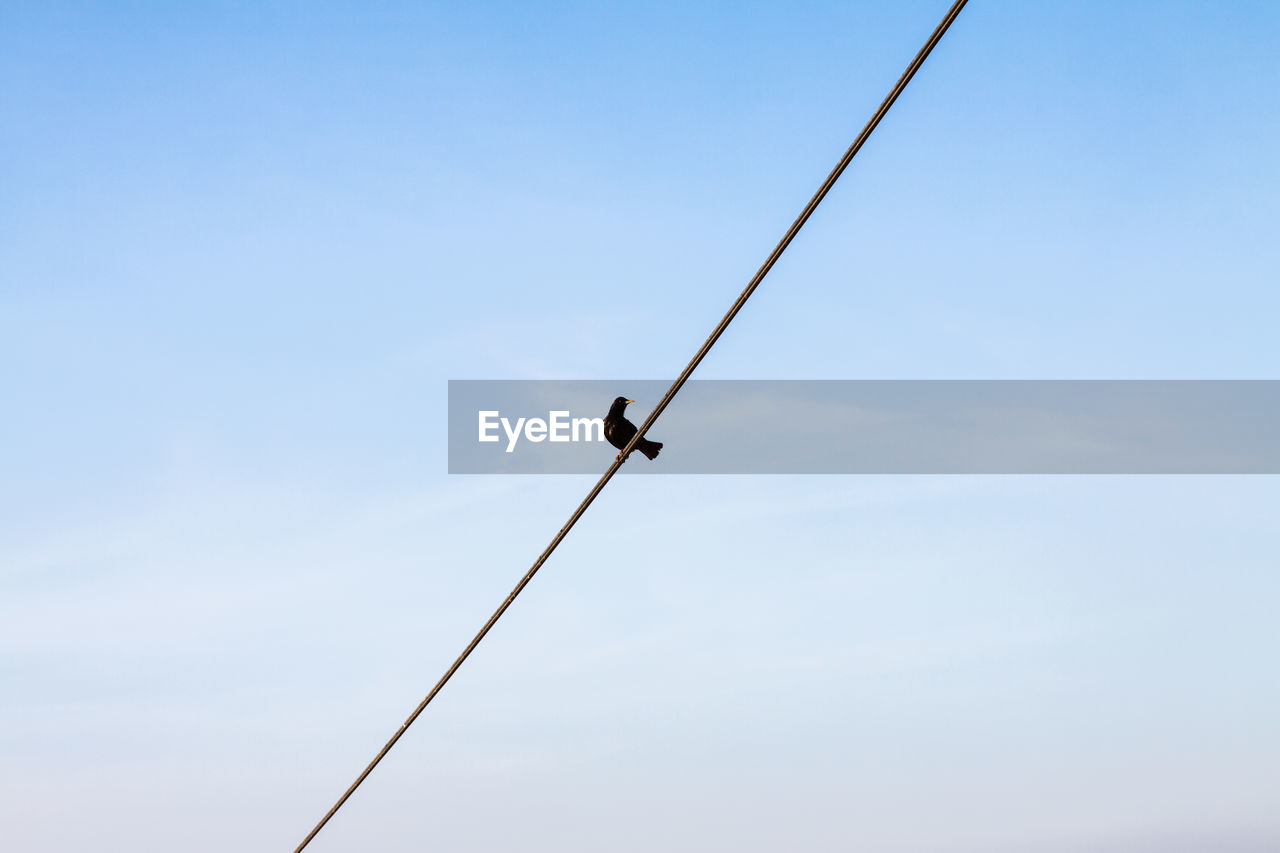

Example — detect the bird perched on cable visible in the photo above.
[604,396,663,461]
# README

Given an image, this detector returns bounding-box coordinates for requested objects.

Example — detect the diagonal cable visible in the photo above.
[293,1,967,849]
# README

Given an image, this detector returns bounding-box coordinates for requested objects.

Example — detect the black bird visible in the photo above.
[604,396,663,461]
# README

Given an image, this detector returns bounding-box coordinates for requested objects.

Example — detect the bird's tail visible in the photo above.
[637,439,663,460]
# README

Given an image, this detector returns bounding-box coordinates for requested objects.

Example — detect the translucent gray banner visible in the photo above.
[447,380,1280,474]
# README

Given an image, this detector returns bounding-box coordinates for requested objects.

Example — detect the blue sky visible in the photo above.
[2,2,1278,851]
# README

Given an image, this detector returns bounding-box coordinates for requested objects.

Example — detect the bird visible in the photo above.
[604,396,663,461]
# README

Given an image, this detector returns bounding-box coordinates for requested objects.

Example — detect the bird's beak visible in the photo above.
[624,399,634,404]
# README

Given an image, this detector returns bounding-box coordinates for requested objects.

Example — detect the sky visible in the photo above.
[2,1,1278,850]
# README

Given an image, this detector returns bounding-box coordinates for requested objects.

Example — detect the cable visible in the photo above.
[293,2,967,849]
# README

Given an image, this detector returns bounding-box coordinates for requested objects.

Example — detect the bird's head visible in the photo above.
[609,396,634,415]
